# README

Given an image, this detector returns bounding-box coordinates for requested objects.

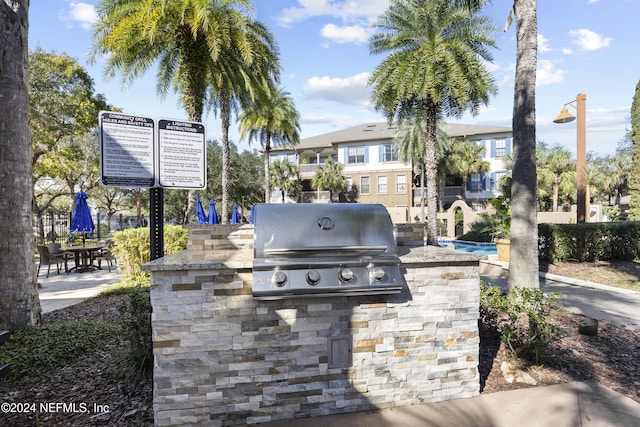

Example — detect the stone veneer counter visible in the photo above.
[143,245,481,271]
[144,242,482,426]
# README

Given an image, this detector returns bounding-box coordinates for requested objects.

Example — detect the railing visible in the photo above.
[268,190,334,204]
[299,164,320,175]
[413,187,463,202]
[33,212,149,244]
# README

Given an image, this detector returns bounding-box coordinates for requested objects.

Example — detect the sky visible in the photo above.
[29,0,638,158]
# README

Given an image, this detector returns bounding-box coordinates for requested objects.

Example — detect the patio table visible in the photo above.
[64,245,105,273]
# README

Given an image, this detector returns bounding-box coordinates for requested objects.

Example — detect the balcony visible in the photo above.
[269,190,334,204]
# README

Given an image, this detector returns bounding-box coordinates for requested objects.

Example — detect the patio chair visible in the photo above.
[47,242,73,259]
[37,245,68,278]
[95,240,117,272]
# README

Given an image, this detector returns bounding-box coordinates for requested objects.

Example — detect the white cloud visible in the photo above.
[320,23,371,44]
[537,60,567,85]
[303,72,372,106]
[538,34,552,53]
[567,29,612,52]
[59,2,97,30]
[495,60,566,88]
[278,0,389,27]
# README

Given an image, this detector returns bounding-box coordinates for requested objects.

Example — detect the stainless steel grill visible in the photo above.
[252,203,404,300]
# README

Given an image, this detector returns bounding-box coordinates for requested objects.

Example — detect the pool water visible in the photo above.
[438,239,497,256]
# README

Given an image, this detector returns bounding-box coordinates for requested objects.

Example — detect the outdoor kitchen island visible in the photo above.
[144,221,483,427]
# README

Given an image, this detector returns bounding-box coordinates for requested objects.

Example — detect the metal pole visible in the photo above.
[576,94,587,223]
[150,188,164,260]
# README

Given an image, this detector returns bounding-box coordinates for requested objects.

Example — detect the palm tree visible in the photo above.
[538,146,574,212]
[0,0,43,330]
[369,0,497,245]
[238,84,300,203]
[311,158,347,203]
[270,159,300,203]
[394,117,451,219]
[90,0,279,223]
[444,140,490,202]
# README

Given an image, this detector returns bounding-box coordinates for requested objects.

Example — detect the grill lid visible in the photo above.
[252,204,403,299]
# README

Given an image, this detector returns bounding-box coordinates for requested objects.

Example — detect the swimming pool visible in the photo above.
[438,239,497,256]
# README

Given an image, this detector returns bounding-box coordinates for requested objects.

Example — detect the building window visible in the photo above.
[361,176,370,194]
[345,177,353,192]
[470,173,482,191]
[396,174,407,193]
[347,146,365,164]
[381,144,398,162]
[495,139,506,158]
[378,175,387,193]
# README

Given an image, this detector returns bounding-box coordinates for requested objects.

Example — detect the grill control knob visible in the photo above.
[272,271,287,287]
[371,267,386,281]
[306,270,321,285]
[339,268,354,283]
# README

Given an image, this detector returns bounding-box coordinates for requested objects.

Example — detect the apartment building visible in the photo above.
[268,121,512,211]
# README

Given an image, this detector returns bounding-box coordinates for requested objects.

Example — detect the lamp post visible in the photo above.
[553,93,587,223]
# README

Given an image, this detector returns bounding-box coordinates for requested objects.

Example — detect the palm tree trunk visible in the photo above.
[552,181,559,212]
[508,0,539,291]
[425,102,440,245]
[264,133,272,203]
[0,0,42,329]
[220,91,231,223]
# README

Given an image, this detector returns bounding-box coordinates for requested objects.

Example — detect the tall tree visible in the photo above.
[369,0,497,245]
[90,0,278,223]
[270,159,300,203]
[238,84,300,203]
[30,49,109,222]
[0,0,42,330]
[629,81,640,219]
[505,0,539,289]
[311,158,347,203]
[459,0,539,289]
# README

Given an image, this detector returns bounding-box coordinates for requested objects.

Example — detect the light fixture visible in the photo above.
[553,106,576,124]
[553,94,587,223]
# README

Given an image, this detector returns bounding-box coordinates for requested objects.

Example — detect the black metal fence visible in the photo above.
[33,211,147,244]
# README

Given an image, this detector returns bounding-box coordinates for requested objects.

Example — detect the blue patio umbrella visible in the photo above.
[196,196,207,224]
[70,191,94,246]
[249,205,255,224]
[208,200,219,224]
[231,204,241,224]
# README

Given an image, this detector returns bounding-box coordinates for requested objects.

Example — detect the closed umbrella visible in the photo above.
[231,204,241,224]
[208,200,219,225]
[70,191,95,246]
[196,197,207,224]
[249,205,256,224]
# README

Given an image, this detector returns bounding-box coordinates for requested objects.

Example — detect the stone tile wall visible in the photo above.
[150,240,480,426]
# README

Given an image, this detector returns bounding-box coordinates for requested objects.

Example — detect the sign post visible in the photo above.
[99,112,206,260]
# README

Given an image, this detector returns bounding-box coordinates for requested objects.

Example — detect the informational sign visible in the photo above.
[99,111,206,189]
[100,112,156,187]
[158,119,206,189]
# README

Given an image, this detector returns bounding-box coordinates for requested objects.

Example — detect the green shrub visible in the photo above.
[0,321,118,383]
[111,224,187,276]
[101,272,150,297]
[459,219,494,242]
[538,221,640,263]
[117,286,153,383]
[480,283,562,364]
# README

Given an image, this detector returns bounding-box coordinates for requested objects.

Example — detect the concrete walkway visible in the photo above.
[258,381,640,427]
[480,259,640,330]
[37,265,122,314]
